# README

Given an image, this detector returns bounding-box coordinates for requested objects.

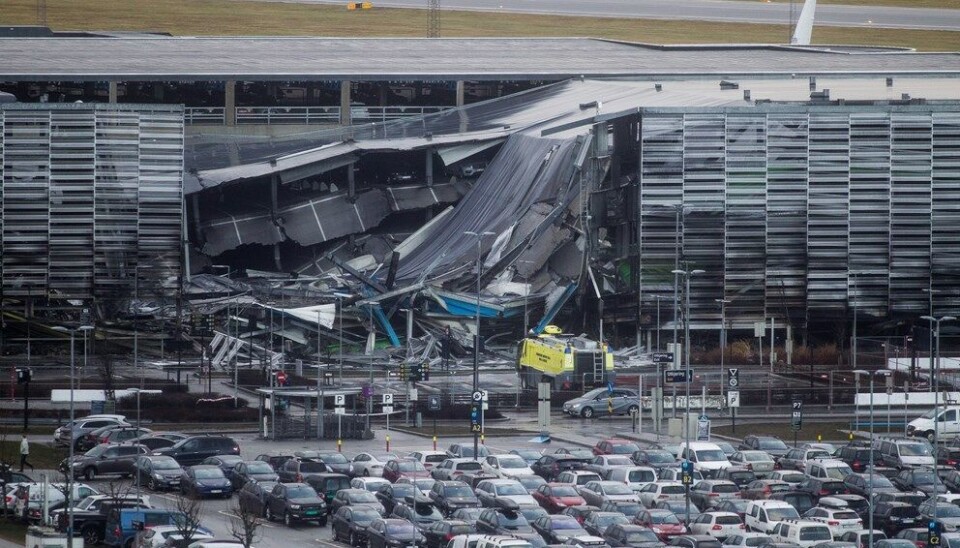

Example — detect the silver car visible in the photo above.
[562,388,640,419]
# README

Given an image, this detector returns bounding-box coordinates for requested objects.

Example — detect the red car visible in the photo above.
[593,439,641,456]
[633,509,687,541]
[382,459,430,483]
[532,483,587,513]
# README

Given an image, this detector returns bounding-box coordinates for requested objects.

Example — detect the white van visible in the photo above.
[606,466,658,492]
[907,406,960,442]
[770,519,833,548]
[678,442,733,476]
[744,500,801,534]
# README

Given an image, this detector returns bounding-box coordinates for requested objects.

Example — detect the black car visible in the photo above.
[532,514,588,543]
[429,480,482,516]
[377,483,418,515]
[604,524,663,548]
[796,478,846,503]
[937,447,960,470]
[836,446,884,474]
[315,451,354,475]
[60,443,148,480]
[278,457,330,483]
[451,507,484,526]
[154,435,240,466]
[669,534,723,548]
[563,506,602,526]
[945,471,960,494]
[331,488,387,517]
[229,460,280,490]
[738,436,790,458]
[365,518,424,548]
[332,505,383,546]
[872,502,920,536]
[420,519,475,548]
[767,492,815,515]
[264,482,327,526]
[306,473,353,509]
[238,480,278,518]
[842,473,898,499]
[201,455,245,478]
[255,453,295,472]
[874,492,928,508]
[391,498,445,531]
[476,507,547,547]
[892,468,947,495]
[533,455,588,481]
[132,455,183,491]
[715,468,757,489]
[583,511,630,538]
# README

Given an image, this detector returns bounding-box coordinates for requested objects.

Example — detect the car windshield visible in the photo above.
[521,507,548,522]
[551,486,580,497]
[867,476,894,487]
[499,457,528,469]
[387,522,417,535]
[607,457,633,466]
[644,451,675,463]
[194,469,224,479]
[800,528,831,541]
[457,447,489,458]
[604,484,633,495]
[743,453,768,462]
[552,518,583,529]
[923,408,939,419]
[626,531,659,543]
[935,506,960,518]
[900,444,932,457]
[398,461,426,472]
[824,467,852,480]
[779,473,805,483]
[390,485,415,498]
[238,462,269,474]
[85,445,107,456]
[597,514,627,526]
[496,484,528,496]
[629,470,656,483]
[913,471,941,485]
[807,450,829,459]
[519,477,545,490]
[611,444,641,455]
[424,454,447,463]
[833,511,859,520]
[444,485,474,497]
[612,502,642,515]
[287,487,318,499]
[349,492,379,503]
[697,450,727,462]
[320,453,349,464]
[745,537,773,546]
[301,462,327,473]
[413,505,442,520]
[153,459,180,470]
[760,440,789,450]
[651,512,680,525]
[767,508,800,521]
[353,508,380,522]
[498,512,531,530]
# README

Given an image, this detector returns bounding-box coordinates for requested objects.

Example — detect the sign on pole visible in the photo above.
[727,390,740,408]
[791,399,803,431]
[652,353,674,364]
[727,368,739,389]
[697,414,711,441]
[334,394,346,407]
[480,389,489,411]
[663,370,692,383]
[382,394,393,405]
[428,394,441,411]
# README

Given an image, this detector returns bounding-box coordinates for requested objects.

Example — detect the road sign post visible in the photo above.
[791,398,803,447]
[727,390,740,434]
[664,369,692,383]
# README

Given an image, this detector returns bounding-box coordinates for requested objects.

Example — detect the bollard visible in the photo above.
[432,435,437,451]
[337,439,342,452]
[481,434,485,445]
[386,435,390,452]
[817,433,822,442]
[849,432,854,441]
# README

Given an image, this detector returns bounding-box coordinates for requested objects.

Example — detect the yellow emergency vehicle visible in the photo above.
[516,325,614,389]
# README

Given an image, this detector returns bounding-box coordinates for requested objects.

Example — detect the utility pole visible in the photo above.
[428,0,441,37]
[466,230,494,461]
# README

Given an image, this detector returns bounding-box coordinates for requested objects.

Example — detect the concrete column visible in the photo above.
[153,83,165,102]
[108,81,118,103]
[379,83,388,107]
[455,80,465,107]
[340,81,352,126]
[425,149,434,186]
[224,80,237,126]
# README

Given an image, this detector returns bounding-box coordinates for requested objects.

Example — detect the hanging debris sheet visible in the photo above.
[179,79,743,367]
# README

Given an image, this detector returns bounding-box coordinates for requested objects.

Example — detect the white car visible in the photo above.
[729,451,776,477]
[482,455,535,479]
[351,477,391,492]
[689,511,745,540]
[637,481,685,508]
[445,534,487,548]
[135,525,214,548]
[659,468,704,483]
[767,470,806,489]
[349,452,399,477]
[16,482,99,523]
[475,479,538,508]
[770,519,833,548]
[606,466,658,492]
[432,458,484,481]
[803,506,863,539]
[722,532,774,548]
[410,450,450,470]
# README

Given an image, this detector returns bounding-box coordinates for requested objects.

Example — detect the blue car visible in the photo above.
[181,465,233,499]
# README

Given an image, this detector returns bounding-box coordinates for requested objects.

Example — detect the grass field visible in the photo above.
[769,0,959,7]
[0,520,28,545]
[2,0,958,51]
[713,421,855,442]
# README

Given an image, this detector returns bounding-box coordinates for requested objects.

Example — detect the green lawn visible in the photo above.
[0,440,67,471]
[0,519,28,545]
[1,0,957,51]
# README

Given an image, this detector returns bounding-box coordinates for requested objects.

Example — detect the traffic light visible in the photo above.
[399,363,408,382]
[929,521,942,547]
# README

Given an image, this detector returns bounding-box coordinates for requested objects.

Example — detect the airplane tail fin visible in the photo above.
[790,0,817,45]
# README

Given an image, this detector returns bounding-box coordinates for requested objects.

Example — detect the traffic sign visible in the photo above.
[334,407,345,415]
[663,370,692,383]
[652,353,674,364]
[382,394,394,405]
[470,403,482,432]
[480,389,489,411]
[727,390,740,408]
[383,405,394,413]
[680,460,694,485]
[334,394,346,407]
[276,371,287,385]
[428,395,441,411]
[472,390,483,402]
[791,398,803,431]
[607,380,615,394]
[727,368,739,388]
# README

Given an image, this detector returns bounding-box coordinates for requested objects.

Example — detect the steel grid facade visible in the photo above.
[637,105,960,328]
[0,104,183,300]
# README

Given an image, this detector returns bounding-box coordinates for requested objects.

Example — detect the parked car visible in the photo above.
[365,518,425,548]
[841,473,897,499]
[483,455,537,480]
[635,508,688,540]
[532,514,589,543]
[578,481,641,508]
[795,479,846,503]
[349,452,399,478]
[532,455,589,481]
[802,507,862,539]
[305,473,352,508]
[717,468,759,489]
[668,534,724,548]
[330,488,386,517]
[603,523,663,548]
[533,483,587,514]
[447,444,491,459]
[237,480,278,518]
[154,435,240,466]
[778,449,831,473]
[563,388,640,419]
[892,467,947,495]
[728,453,775,478]
[264,481,327,526]
[595,439,643,457]
[228,460,279,489]
[634,450,679,470]
[132,455,184,491]
[133,524,214,548]
[54,415,129,449]
[836,446,883,474]
[180,465,233,499]
[475,479,539,508]
[78,425,152,452]
[837,529,886,548]
[584,456,637,478]
[583,511,630,537]
[60,443,148,480]
[377,483,418,515]
[433,459,485,481]
[638,482,686,509]
[722,533,774,548]
[767,472,806,490]
[739,437,790,459]
[689,481,741,511]
[430,480,482,515]
[279,457,331,483]
[132,432,187,452]
[420,519,475,548]
[412,451,453,471]
[331,505,382,546]
[475,507,546,547]
[742,481,791,501]
[688,512,744,540]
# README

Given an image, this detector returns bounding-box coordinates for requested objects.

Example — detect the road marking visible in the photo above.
[315,539,344,547]
[217,509,277,528]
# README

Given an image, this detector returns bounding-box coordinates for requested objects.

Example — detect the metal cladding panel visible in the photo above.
[280,189,391,247]
[200,211,283,256]
[0,104,183,300]
[638,106,960,326]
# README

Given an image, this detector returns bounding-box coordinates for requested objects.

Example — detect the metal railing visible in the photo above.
[183,105,453,125]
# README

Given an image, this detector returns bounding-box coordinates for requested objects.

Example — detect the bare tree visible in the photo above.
[97,354,117,403]
[170,490,205,545]
[228,502,263,548]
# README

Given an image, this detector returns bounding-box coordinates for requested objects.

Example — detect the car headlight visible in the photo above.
[290,504,301,510]
[154,474,164,480]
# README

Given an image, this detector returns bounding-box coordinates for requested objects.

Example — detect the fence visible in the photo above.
[273,413,371,440]
[184,105,452,125]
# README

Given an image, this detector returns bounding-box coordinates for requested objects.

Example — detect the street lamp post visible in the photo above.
[922,314,955,523]
[335,293,352,387]
[465,230,494,461]
[672,268,704,525]
[854,368,890,548]
[52,324,93,548]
